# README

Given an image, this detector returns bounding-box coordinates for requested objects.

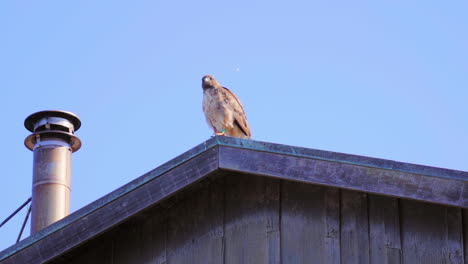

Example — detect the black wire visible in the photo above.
[0,197,32,229]
[17,205,31,243]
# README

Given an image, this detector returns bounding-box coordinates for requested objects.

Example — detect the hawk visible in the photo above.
[202,75,251,139]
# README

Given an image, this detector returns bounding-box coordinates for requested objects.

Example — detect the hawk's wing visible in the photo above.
[223,87,251,138]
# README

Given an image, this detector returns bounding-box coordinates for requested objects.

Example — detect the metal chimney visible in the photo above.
[24,110,81,235]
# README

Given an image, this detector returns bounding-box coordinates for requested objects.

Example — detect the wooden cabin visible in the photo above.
[1,136,467,264]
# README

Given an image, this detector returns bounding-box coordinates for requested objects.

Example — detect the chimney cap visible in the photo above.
[24,110,81,133]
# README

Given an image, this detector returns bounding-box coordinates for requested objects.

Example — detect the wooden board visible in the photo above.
[400,200,463,264]
[464,209,468,264]
[113,211,167,264]
[47,232,114,264]
[281,181,340,264]
[340,190,370,264]
[166,176,224,264]
[368,194,401,264]
[224,173,280,264]
[218,146,468,208]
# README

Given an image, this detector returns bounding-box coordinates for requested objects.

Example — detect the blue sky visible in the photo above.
[1,1,467,250]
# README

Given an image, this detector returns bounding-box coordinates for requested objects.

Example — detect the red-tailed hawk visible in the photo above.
[202,75,251,139]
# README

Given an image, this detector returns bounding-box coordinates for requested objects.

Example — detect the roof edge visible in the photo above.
[0,137,220,262]
[214,137,468,181]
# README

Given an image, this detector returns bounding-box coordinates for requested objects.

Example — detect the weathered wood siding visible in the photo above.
[49,174,466,264]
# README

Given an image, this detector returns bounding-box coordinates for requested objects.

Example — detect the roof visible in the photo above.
[1,136,467,263]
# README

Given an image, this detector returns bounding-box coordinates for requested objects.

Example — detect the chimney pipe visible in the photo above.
[24,110,81,235]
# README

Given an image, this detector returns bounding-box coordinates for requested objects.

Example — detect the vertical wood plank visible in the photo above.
[48,233,114,264]
[401,200,464,264]
[281,182,340,264]
[341,190,370,264]
[224,174,280,264]
[113,222,138,264]
[446,206,464,263]
[113,207,167,264]
[368,194,401,264]
[76,236,114,264]
[324,187,341,264]
[463,209,468,264]
[166,177,224,264]
[136,212,167,264]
